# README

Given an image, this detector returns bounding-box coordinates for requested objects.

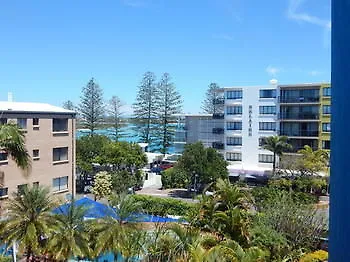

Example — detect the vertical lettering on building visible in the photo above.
[248,105,252,136]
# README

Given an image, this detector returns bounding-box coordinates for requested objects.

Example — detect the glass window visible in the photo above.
[17,184,28,195]
[226,137,242,146]
[53,147,68,162]
[0,118,7,125]
[227,106,242,115]
[323,87,331,97]
[0,152,8,162]
[33,149,40,159]
[260,89,276,98]
[226,90,242,99]
[53,176,68,192]
[323,105,331,114]
[259,122,276,131]
[259,106,276,115]
[259,154,274,163]
[227,122,242,130]
[259,137,266,146]
[322,140,331,150]
[33,118,39,126]
[322,123,331,132]
[0,187,8,197]
[17,118,27,129]
[226,152,242,161]
[53,118,68,132]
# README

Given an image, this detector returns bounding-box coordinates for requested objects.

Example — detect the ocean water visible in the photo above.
[76,125,177,154]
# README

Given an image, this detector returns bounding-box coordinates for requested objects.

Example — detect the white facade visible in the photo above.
[219,84,278,174]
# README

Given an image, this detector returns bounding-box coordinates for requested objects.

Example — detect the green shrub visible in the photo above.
[0,255,11,262]
[131,194,196,216]
[161,167,189,189]
[299,250,328,262]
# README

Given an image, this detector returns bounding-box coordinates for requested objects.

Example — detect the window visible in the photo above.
[17,118,27,129]
[323,87,331,97]
[53,176,68,192]
[17,184,28,195]
[33,182,39,188]
[226,137,242,146]
[0,118,7,125]
[53,118,68,132]
[322,140,331,150]
[260,89,276,98]
[226,152,242,161]
[259,154,274,163]
[226,90,242,99]
[0,152,8,162]
[323,105,331,115]
[259,106,276,115]
[227,122,242,130]
[227,106,242,115]
[322,123,331,132]
[259,137,266,146]
[33,149,40,160]
[33,118,39,126]
[53,147,68,162]
[0,187,8,198]
[259,122,276,131]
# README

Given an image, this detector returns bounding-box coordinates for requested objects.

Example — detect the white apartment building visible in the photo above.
[217,82,278,175]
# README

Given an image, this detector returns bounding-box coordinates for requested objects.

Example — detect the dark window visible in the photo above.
[226,152,242,161]
[0,152,8,161]
[227,122,242,130]
[259,137,267,146]
[227,106,242,115]
[226,90,242,99]
[226,137,242,146]
[33,149,40,159]
[33,118,39,126]
[33,182,39,188]
[259,106,276,114]
[323,87,331,97]
[322,123,331,132]
[17,118,27,129]
[323,105,331,114]
[53,118,68,132]
[322,140,331,150]
[259,154,274,163]
[53,147,68,162]
[260,89,276,98]
[53,176,68,192]
[259,122,276,131]
[0,187,8,197]
[0,118,7,125]
[18,184,28,195]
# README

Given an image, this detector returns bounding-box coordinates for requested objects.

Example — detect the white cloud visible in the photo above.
[212,34,234,41]
[266,66,281,77]
[309,70,322,76]
[287,0,331,29]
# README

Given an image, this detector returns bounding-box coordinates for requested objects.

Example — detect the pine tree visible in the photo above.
[107,96,125,141]
[201,83,223,114]
[155,73,182,154]
[78,78,104,134]
[133,72,158,145]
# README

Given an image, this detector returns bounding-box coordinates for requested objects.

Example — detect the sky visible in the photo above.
[0,0,331,114]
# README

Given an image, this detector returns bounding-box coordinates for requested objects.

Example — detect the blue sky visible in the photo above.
[0,0,331,114]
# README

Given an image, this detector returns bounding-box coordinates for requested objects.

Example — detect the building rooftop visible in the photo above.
[0,101,76,114]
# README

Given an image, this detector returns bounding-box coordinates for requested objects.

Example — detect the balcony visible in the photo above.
[213,113,225,119]
[279,113,319,120]
[280,130,319,137]
[212,127,224,134]
[212,142,225,150]
[279,96,320,103]
[213,98,225,105]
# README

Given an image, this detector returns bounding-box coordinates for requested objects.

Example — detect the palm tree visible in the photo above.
[46,200,91,261]
[297,145,329,176]
[262,136,292,175]
[0,186,57,261]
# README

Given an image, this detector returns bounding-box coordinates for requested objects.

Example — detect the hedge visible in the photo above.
[131,194,196,217]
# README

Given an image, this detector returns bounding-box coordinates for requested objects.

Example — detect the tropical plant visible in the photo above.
[0,186,57,261]
[297,146,329,176]
[299,250,328,262]
[262,135,292,175]
[91,171,112,200]
[46,200,91,260]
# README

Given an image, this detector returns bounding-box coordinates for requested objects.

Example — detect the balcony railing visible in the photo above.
[279,96,320,103]
[280,130,319,137]
[213,113,225,119]
[212,142,225,150]
[213,98,225,105]
[279,113,319,120]
[212,128,225,134]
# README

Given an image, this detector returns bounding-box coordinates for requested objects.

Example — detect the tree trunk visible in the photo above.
[273,152,276,175]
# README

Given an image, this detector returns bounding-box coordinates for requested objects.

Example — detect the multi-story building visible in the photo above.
[0,101,76,200]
